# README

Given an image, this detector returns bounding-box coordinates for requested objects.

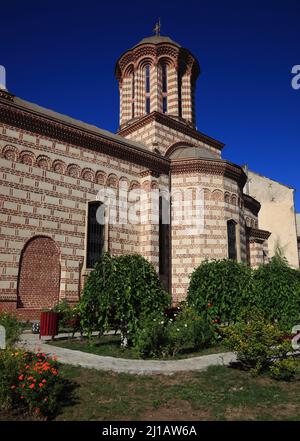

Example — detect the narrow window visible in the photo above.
[159,195,170,290]
[145,65,150,93]
[87,201,104,268]
[145,65,151,113]
[146,97,150,114]
[162,64,168,113]
[162,64,167,93]
[163,96,168,113]
[227,220,237,260]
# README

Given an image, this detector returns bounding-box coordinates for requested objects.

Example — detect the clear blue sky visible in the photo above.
[1,0,299,210]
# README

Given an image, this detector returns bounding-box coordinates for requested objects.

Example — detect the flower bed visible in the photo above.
[0,349,70,419]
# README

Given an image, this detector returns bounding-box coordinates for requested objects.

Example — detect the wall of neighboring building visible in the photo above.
[245,170,299,268]
[296,213,300,264]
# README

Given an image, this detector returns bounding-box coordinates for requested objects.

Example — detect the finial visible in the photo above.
[153,18,161,36]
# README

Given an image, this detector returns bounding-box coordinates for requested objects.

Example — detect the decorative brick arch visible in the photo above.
[17,236,60,310]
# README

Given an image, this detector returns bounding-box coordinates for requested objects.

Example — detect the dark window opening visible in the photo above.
[87,201,104,268]
[227,220,237,261]
[159,195,170,279]
[162,64,168,93]
[163,96,167,113]
[145,65,150,93]
[146,96,151,114]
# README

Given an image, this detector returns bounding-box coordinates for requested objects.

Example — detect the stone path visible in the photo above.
[20,332,236,375]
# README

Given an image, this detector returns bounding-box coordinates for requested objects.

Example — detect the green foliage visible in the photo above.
[133,304,216,358]
[223,308,295,378]
[133,310,169,358]
[187,259,252,324]
[0,349,70,418]
[0,312,23,347]
[269,359,298,381]
[80,253,171,341]
[251,255,300,330]
[51,299,81,333]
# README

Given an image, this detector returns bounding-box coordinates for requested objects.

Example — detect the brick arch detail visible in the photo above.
[17,236,60,310]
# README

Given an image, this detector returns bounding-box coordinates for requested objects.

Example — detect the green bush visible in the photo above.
[80,253,171,344]
[251,255,300,330]
[0,349,70,418]
[0,312,23,347]
[51,299,82,334]
[133,310,169,358]
[187,259,252,324]
[223,308,295,378]
[269,359,298,381]
[133,304,216,358]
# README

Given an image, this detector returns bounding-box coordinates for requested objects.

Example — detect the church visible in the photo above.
[0,30,296,320]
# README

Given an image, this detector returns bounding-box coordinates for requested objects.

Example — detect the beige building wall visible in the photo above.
[245,170,299,268]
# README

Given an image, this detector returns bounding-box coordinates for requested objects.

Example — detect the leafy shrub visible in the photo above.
[52,300,82,334]
[134,304,216,358]
[223,308,295,377]
[0,349,70,418]
[187,259,252,324]
[133,310,169,358]
[0,312,23,347]
[269,359,298,381]
[166,304,216,356]
[80,253,171,344]
[251,255,300,330]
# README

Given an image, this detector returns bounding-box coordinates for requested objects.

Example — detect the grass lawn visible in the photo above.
[42,363,300,420]
[47,334,227,359]
[2,362,300,421]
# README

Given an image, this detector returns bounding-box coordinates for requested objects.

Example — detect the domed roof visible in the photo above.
[133,35,181,48]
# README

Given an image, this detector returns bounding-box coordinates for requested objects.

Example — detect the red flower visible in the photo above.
[18,375,24,381]
[39,383,44,388]
[29,383,35,389]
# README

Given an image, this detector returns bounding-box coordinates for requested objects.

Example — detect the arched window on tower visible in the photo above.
[162,64,168,113]
[227,219,237,261]
[145,65,151,113]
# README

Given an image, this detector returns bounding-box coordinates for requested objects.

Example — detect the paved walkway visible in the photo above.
[20,332,236,375]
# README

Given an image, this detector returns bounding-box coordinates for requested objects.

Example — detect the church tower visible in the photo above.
[115,30,200,131]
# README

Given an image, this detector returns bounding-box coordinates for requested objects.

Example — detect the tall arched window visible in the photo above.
[227,219,237,260]
[162,64,168,113]
[145,65,151,113]
[87,201,104,268]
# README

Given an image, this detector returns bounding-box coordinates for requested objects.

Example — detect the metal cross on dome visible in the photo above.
[153,19,161,36]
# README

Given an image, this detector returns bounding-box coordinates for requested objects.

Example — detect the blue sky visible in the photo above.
[1,0,299,210]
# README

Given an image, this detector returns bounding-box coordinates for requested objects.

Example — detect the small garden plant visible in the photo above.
[0,349,72,418]
[223,308,297,380]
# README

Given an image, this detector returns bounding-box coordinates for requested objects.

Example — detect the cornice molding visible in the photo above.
[0,98,170,174]
[118,111,225,151]
[243,194,261,216]
[246,226,271,242]
[170,158,247,188]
